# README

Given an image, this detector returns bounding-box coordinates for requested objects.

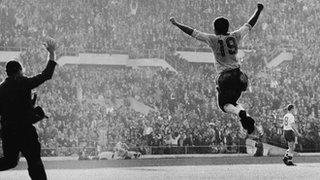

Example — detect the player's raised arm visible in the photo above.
[170,17,211,44]
[170,17,194,37]
[24,39,58,89]
[247,3,264,28]
[233,3,264,41]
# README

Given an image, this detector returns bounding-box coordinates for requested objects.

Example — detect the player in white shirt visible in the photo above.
[170,4,264,134]
[282,104,301,166]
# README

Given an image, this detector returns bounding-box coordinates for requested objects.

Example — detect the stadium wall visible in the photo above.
[0,50,176,71]
[0,51,21,62]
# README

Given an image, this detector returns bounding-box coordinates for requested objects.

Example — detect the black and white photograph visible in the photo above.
[0,0,319,179]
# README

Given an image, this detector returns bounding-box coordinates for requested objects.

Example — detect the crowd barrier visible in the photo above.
[142,145,249,155]
[37,144,252,157]
[1,143,319,158]
[0,46,27,51]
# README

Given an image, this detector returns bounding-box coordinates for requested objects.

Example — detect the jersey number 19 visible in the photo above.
[218,37,238,57]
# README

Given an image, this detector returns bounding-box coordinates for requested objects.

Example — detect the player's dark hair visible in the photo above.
[287,104,294,111]
[6,60,22,77]
[213,17,229,35]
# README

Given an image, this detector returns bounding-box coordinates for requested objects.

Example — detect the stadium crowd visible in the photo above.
[2,0,319,55]
[0,0,320,156]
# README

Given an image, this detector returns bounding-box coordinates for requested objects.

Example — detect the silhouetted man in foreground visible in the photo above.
[0,39,57,180]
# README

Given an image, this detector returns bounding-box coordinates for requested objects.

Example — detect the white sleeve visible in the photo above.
[191,29,214,45]
[233,23,252,42]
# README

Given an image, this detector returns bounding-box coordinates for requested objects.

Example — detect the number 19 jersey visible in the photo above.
[191,23,252,73]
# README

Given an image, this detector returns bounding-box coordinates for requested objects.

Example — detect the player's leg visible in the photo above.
[287,142,294,157]
[236,70,256,134]
[283,142,296,166]
[216,69,255,134]
[283,131,290,165]
[216,69,242,116]
[224,103,242,115]
[286,142,296,166]
[283,144,290,165]
[0,129,20,171]
[20,127,47,180]
[218,90,255,134]
[283,131,296,166]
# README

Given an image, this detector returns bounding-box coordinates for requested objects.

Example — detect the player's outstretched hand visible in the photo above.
[257,3,264,11]
[170,17,178,26]
[44,38,57,54]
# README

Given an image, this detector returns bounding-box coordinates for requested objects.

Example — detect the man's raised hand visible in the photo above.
[170,17,178,26]
[44,38,57,54]
[257,3,264,11]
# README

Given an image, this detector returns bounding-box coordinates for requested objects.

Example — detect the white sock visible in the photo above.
[236,104,245,111]
[237,104,251,116]
[224,104,242,115]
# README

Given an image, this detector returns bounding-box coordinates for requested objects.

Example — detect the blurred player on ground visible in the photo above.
[170,4,264,135]
[113,141,141,160]
[282,104,301,166]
